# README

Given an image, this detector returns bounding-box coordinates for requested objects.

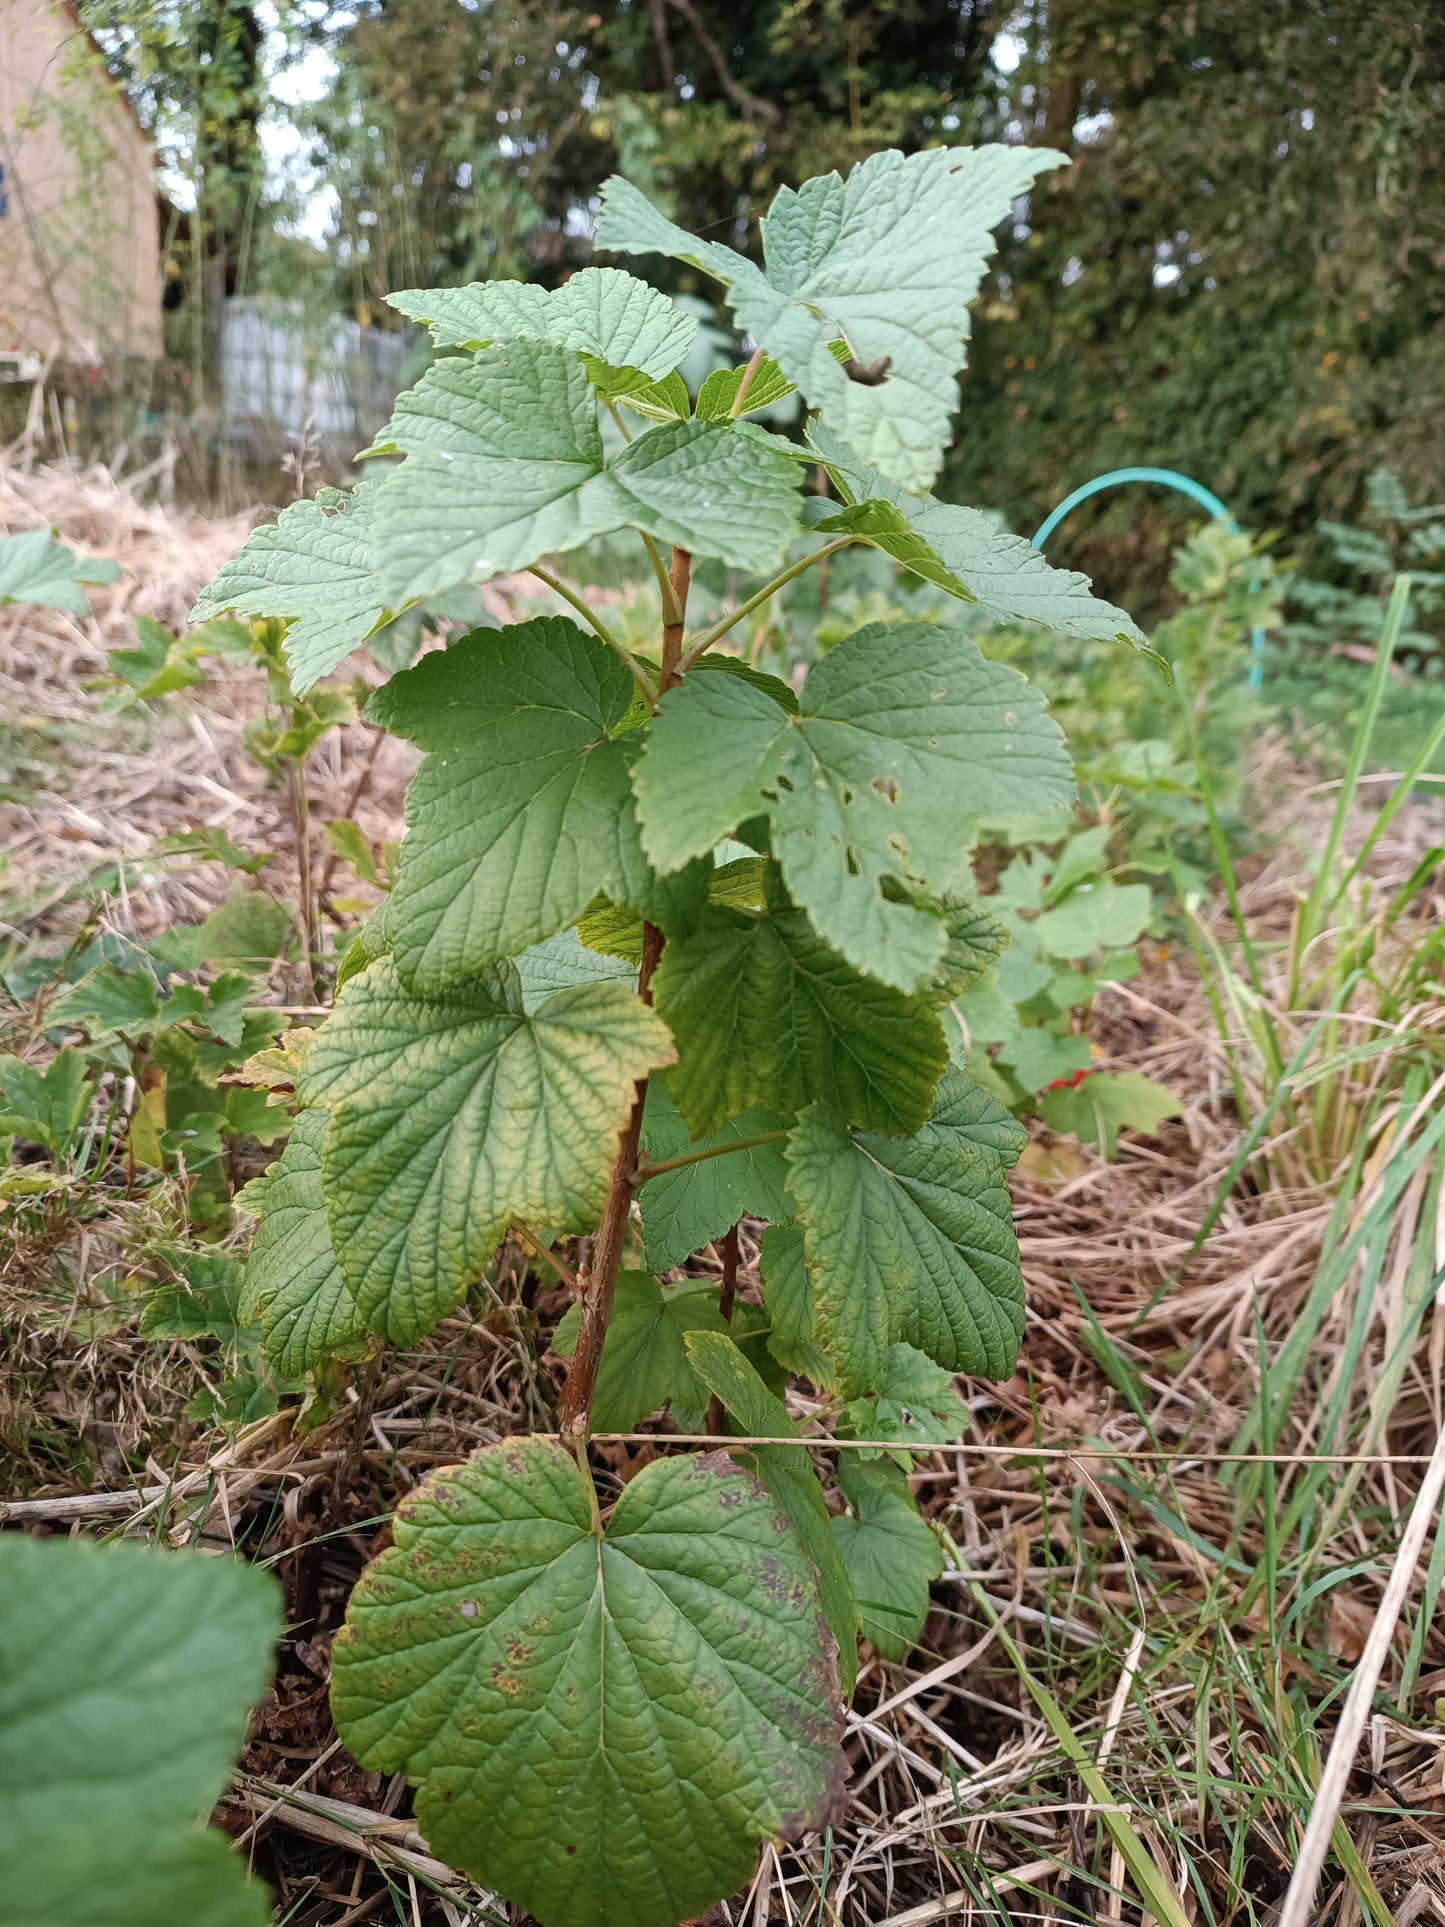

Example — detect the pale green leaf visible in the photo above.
[0,528,117,613]
[515,928,637,1013]
[996,1027,1093,1094]
[831,1458,943,1660]
[388,266,696,379]
[757,1220,837,1389]
[684,1331,859,1697]
[329,1438,842,1927]
[236,1110,369,1377]
[1032,880,1153,959]
[809,422,1148,648]
[651,871,949,1138]
[191,486,390,694]
[297,959,675,1342]
[637,621,1072,991]
[786,1068,1027,1395]
[638,1081,790,1272]
[1039,1070,1182,1160]
[844,1341,967,1460]
[370,341,802,602]
[598,147,1066,490]
[0,1534,279,1927]
[551,1271,725,1429]
[0,1049,90,1154]
[368,617,705,993]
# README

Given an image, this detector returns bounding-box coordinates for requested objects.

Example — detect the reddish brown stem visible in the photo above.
[659,548,691,690]
[558,922,666,1438]
[705,1223,741,1437]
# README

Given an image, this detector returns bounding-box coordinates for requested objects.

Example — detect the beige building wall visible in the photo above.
[0,0,163,364]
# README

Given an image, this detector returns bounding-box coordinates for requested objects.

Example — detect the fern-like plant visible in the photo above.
[200,145,1148,1927]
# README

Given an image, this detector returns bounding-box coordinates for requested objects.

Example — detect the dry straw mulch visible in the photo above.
[5,457,1445,1926]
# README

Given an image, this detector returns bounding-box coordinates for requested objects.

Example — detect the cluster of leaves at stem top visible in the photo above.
[199,145,1147,1927]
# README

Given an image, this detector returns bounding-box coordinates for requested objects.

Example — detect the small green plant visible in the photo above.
[200,146,1152,1927]
[954,821,1181,1152]
[0,1533,279,1926]
[1286,468,1445,671]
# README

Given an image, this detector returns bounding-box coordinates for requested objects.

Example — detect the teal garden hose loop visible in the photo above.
[1030,465,1265,690]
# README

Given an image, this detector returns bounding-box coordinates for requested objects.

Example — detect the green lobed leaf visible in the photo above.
[809,422,1148,648]
[190,485,392,694]
[368,617,706,993]
[684,1330,859,1698]
[831,1458,943,1661]
[0,528,118,613]
[236,1110,370,1377]
[0,1534,280,1927]
[1032,880,1153,959]
[388,266,697,381]
[0,1048,91,1154]
[369,341,802,603]
[637,1081,790,1273]
[551,1271,725,1430]
[329,1438,842,1927]
[297,959,675,1342]
[515,927,637,1012]
[843,1341,968,1461]
[1039,1070,1182,1160]
[598,147,1066,491]
[651,871,949,1138]
[637,621,1072,991]
[786,1067,1028,1396]
[995,1027,1093,1094]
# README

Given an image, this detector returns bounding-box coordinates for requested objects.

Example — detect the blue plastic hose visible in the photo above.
[1030,465,1265,690]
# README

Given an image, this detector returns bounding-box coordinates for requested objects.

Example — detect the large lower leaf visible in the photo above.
[370,341,802,602]
[785,1068,1028,1395]
[330,1439,842,1927]
[0,1535,279,1927]
[551,1271,725,1429]
[651,881,949,1138]
[635,621,1073,991]
[808,422,1147,649]
[236,1109,369,1377]
[369,617,705,992]
[597,147,1065,492]
[638,1082,790,1273]
[190,485,390,693]
[682,1332,859,1699]
[298,960,675,1343]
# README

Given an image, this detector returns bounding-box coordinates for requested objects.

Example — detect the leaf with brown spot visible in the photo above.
[331,1437,842,1927]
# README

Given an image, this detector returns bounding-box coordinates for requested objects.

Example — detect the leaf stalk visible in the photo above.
[678,537,857,672]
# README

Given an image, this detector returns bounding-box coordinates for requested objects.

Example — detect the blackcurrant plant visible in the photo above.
[196,143,1147,1927]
